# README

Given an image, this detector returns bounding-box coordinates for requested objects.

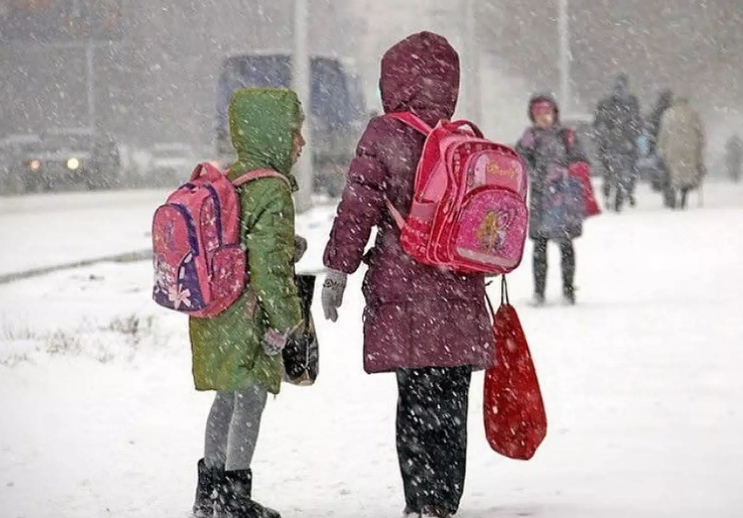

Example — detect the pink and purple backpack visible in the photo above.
[152,163,289,318]
[386,112,529,275]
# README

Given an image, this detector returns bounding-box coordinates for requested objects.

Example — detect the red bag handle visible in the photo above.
[485,276,510,321]
[189,162,222,181]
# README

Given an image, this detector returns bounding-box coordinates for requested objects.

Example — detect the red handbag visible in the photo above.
[568,161,601,218]
[484,278,547,460]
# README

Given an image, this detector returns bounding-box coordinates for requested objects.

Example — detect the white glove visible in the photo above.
[321,270,348,322]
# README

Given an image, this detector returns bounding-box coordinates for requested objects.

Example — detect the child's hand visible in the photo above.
[261,329,288,356]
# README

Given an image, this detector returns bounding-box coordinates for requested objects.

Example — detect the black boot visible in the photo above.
[560,241,576,306]
[680,188,689,209]
[194,459,221,518]
[220,469,281,518]
[562,285,576,306]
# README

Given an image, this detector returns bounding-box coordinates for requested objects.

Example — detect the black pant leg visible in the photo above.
[396,368,426,513]
[532,238,548,296]
[560,240,576,294]
[601,157,613,200]
[396,366,472,514]
[680,187,690,209]
[430,366,471,513]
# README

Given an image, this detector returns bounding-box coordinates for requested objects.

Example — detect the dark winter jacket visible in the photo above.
[594,77,643,158]
[517,95,588,241]
[323,31,493,374]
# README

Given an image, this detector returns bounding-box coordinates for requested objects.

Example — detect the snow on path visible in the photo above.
[0,183,742,517]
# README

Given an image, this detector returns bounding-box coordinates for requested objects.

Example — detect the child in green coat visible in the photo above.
[190,88,306,518]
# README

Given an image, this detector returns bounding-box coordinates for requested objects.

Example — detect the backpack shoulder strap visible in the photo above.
[232,169,292,189]
[385,197,406,230]
[387,112,433,136]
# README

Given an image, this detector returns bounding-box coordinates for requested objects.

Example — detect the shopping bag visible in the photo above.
[484,277,547,460]
[282,274,319,386]
[567,161,601,217]
[570,161,600,217]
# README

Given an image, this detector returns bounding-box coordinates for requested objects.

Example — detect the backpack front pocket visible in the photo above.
[451,188,528,273]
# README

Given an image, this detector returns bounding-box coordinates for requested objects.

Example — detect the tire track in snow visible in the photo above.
[0,249,329,285]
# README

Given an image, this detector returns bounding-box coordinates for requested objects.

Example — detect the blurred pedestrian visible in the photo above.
[657,97,706,209]
[594,74,643,211]
[517,94,588,306]
[726,134,742,183]
[647,89,674,155]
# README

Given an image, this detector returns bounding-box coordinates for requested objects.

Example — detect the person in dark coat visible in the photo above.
[321,31,493,518]
[647,89,674,155]
[594,74,643,211]
[643,90,675,206]
[517,94,588,306]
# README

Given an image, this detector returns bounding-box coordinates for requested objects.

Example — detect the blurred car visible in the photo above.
[146,143,197,186]
[216,53,367,197]
[0,134,41,194]
[20,128,122,192]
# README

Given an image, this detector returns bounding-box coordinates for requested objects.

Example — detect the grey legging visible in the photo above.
[203,386,268,471]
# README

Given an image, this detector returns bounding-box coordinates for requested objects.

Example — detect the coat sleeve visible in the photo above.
[245,179,302,334]
[323,118,389,274]
[516,129,536,170]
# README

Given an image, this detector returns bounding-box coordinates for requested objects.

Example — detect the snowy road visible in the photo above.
[0,190,166,277]
[0,189,333,280]
[1,182,742,517]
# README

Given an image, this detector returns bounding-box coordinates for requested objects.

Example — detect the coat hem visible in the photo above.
[364,360,491,374]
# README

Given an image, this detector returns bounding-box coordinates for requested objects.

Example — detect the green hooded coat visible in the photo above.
[189,88,303,395]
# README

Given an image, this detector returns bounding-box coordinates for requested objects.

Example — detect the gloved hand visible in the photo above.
[322,270,348,322]
[293,235,308,263]
[261,328,290,357]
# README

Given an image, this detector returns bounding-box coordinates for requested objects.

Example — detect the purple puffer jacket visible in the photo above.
[323,32,493,374]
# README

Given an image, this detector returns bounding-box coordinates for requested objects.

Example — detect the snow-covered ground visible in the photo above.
[1,182,742,517]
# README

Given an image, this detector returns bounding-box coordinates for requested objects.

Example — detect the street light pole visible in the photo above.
[86,41,96,130]
[464,0,481,122]
[558,0,571,112]
[293,0,312,213]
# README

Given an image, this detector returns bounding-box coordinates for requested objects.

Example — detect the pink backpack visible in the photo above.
[386,112,529,275]
[152,163,289,317]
